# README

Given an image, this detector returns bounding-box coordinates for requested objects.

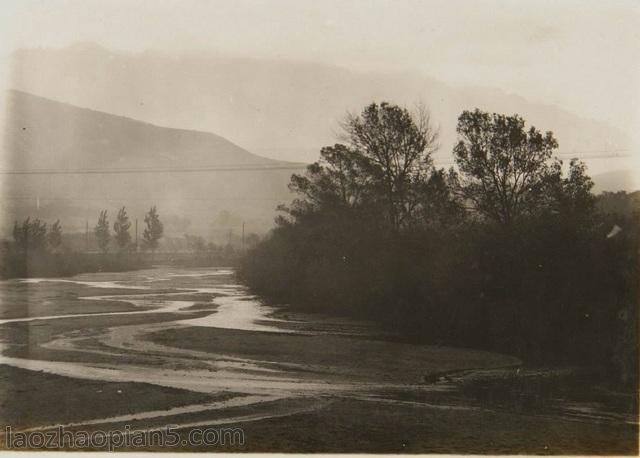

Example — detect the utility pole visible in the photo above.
[242,221,245,253]
[135,218,138,252]
[85,220,89,252]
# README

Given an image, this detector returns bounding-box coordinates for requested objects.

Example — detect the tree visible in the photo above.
[95,210,110,253]
[13,218,48,253]
[12,219,30,251]
[286,144,371,220]
[415,169,465,229]
[142,206,164,254]
[547,158,595,225]
[340,102,440,230]
[452,109,564,226]
[185,234,206,257]
[113,207,132,251]
[286,102,441,231]
[47,220,63,251]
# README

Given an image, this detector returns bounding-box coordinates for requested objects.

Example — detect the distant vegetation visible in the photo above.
[241,102,638,387]
[0,205,244,278]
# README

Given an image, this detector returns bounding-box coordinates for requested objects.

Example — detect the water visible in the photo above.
[0,267,413,433]
[0,266,634,440]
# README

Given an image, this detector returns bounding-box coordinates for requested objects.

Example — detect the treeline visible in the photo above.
[165,234,250,267]
[1,205,248,278]
[93,206,163,255]
[1,206,163,278]
[240,103,638,385]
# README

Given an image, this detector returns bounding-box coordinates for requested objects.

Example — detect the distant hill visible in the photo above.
[2,90,283,170]
[595,190,640,224]
[7,43,632,167]
[0,90,303,239]
[591,170,639,194]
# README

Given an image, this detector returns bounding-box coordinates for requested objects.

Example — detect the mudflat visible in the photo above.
[0,267,636,453]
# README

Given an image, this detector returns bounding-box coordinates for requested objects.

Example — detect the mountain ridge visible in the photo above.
[0,90,303,238]
[7,44,631,169]
[1,89,292,171]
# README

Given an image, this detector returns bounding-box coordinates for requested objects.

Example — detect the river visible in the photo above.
[0,266,635,452]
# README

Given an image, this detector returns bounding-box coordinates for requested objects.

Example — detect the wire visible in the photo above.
[1,196,285,202]
[0,163,306,175]
[0,150,632,175]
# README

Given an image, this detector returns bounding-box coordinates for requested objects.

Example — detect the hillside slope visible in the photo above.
[7,43,632,168]
[2,89,277,170]
[591,169,639,194]
[0,90,302,238]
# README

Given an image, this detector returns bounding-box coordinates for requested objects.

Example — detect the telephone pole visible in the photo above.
[85,220,89,252]
[135,218,138,251]
[242,221,245,253]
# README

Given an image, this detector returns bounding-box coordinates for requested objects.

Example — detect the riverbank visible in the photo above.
[147,322,638,453]
[217,395,637,454]
[148,325,520,385]
[0,267,636,453]
[0,249,239,280]
[0,365,229,430]
[0,251,150,280]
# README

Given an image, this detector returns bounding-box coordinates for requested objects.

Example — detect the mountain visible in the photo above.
[0,90,303,239]
[2,44,636,239]
[6,43,632,169]
[2,89,282,170]
[591,170,639,194]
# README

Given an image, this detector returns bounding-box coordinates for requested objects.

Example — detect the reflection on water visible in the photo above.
[179,289,291,332]
[0,267,384,432]
[19,278,151,290]
[0,266,636,436]
[5,271,291,333]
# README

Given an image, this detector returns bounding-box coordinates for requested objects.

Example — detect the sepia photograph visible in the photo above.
[0,0,638,454]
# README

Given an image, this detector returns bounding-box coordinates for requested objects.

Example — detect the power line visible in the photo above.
[432,149,633,166]
[1,196,286,202]
[0,150,632,175]
[0,163,306,175]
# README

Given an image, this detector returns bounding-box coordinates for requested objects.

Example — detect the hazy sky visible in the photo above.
[1,0,639,138]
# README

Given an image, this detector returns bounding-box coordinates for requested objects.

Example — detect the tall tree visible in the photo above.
[47,220,63,251]
[13,218,47,253]
[286,144,371,220]
[113,207,132,251]
[547,158,595,225]
[142,206,164,254]
[95,210,110,253]
[340,102,440,230]
[286,102,441,230]
[12,218,30,252]
[452,109,561,226]
[415,169,465,229]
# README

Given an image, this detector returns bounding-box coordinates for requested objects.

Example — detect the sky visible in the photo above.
[0,0,639,140]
